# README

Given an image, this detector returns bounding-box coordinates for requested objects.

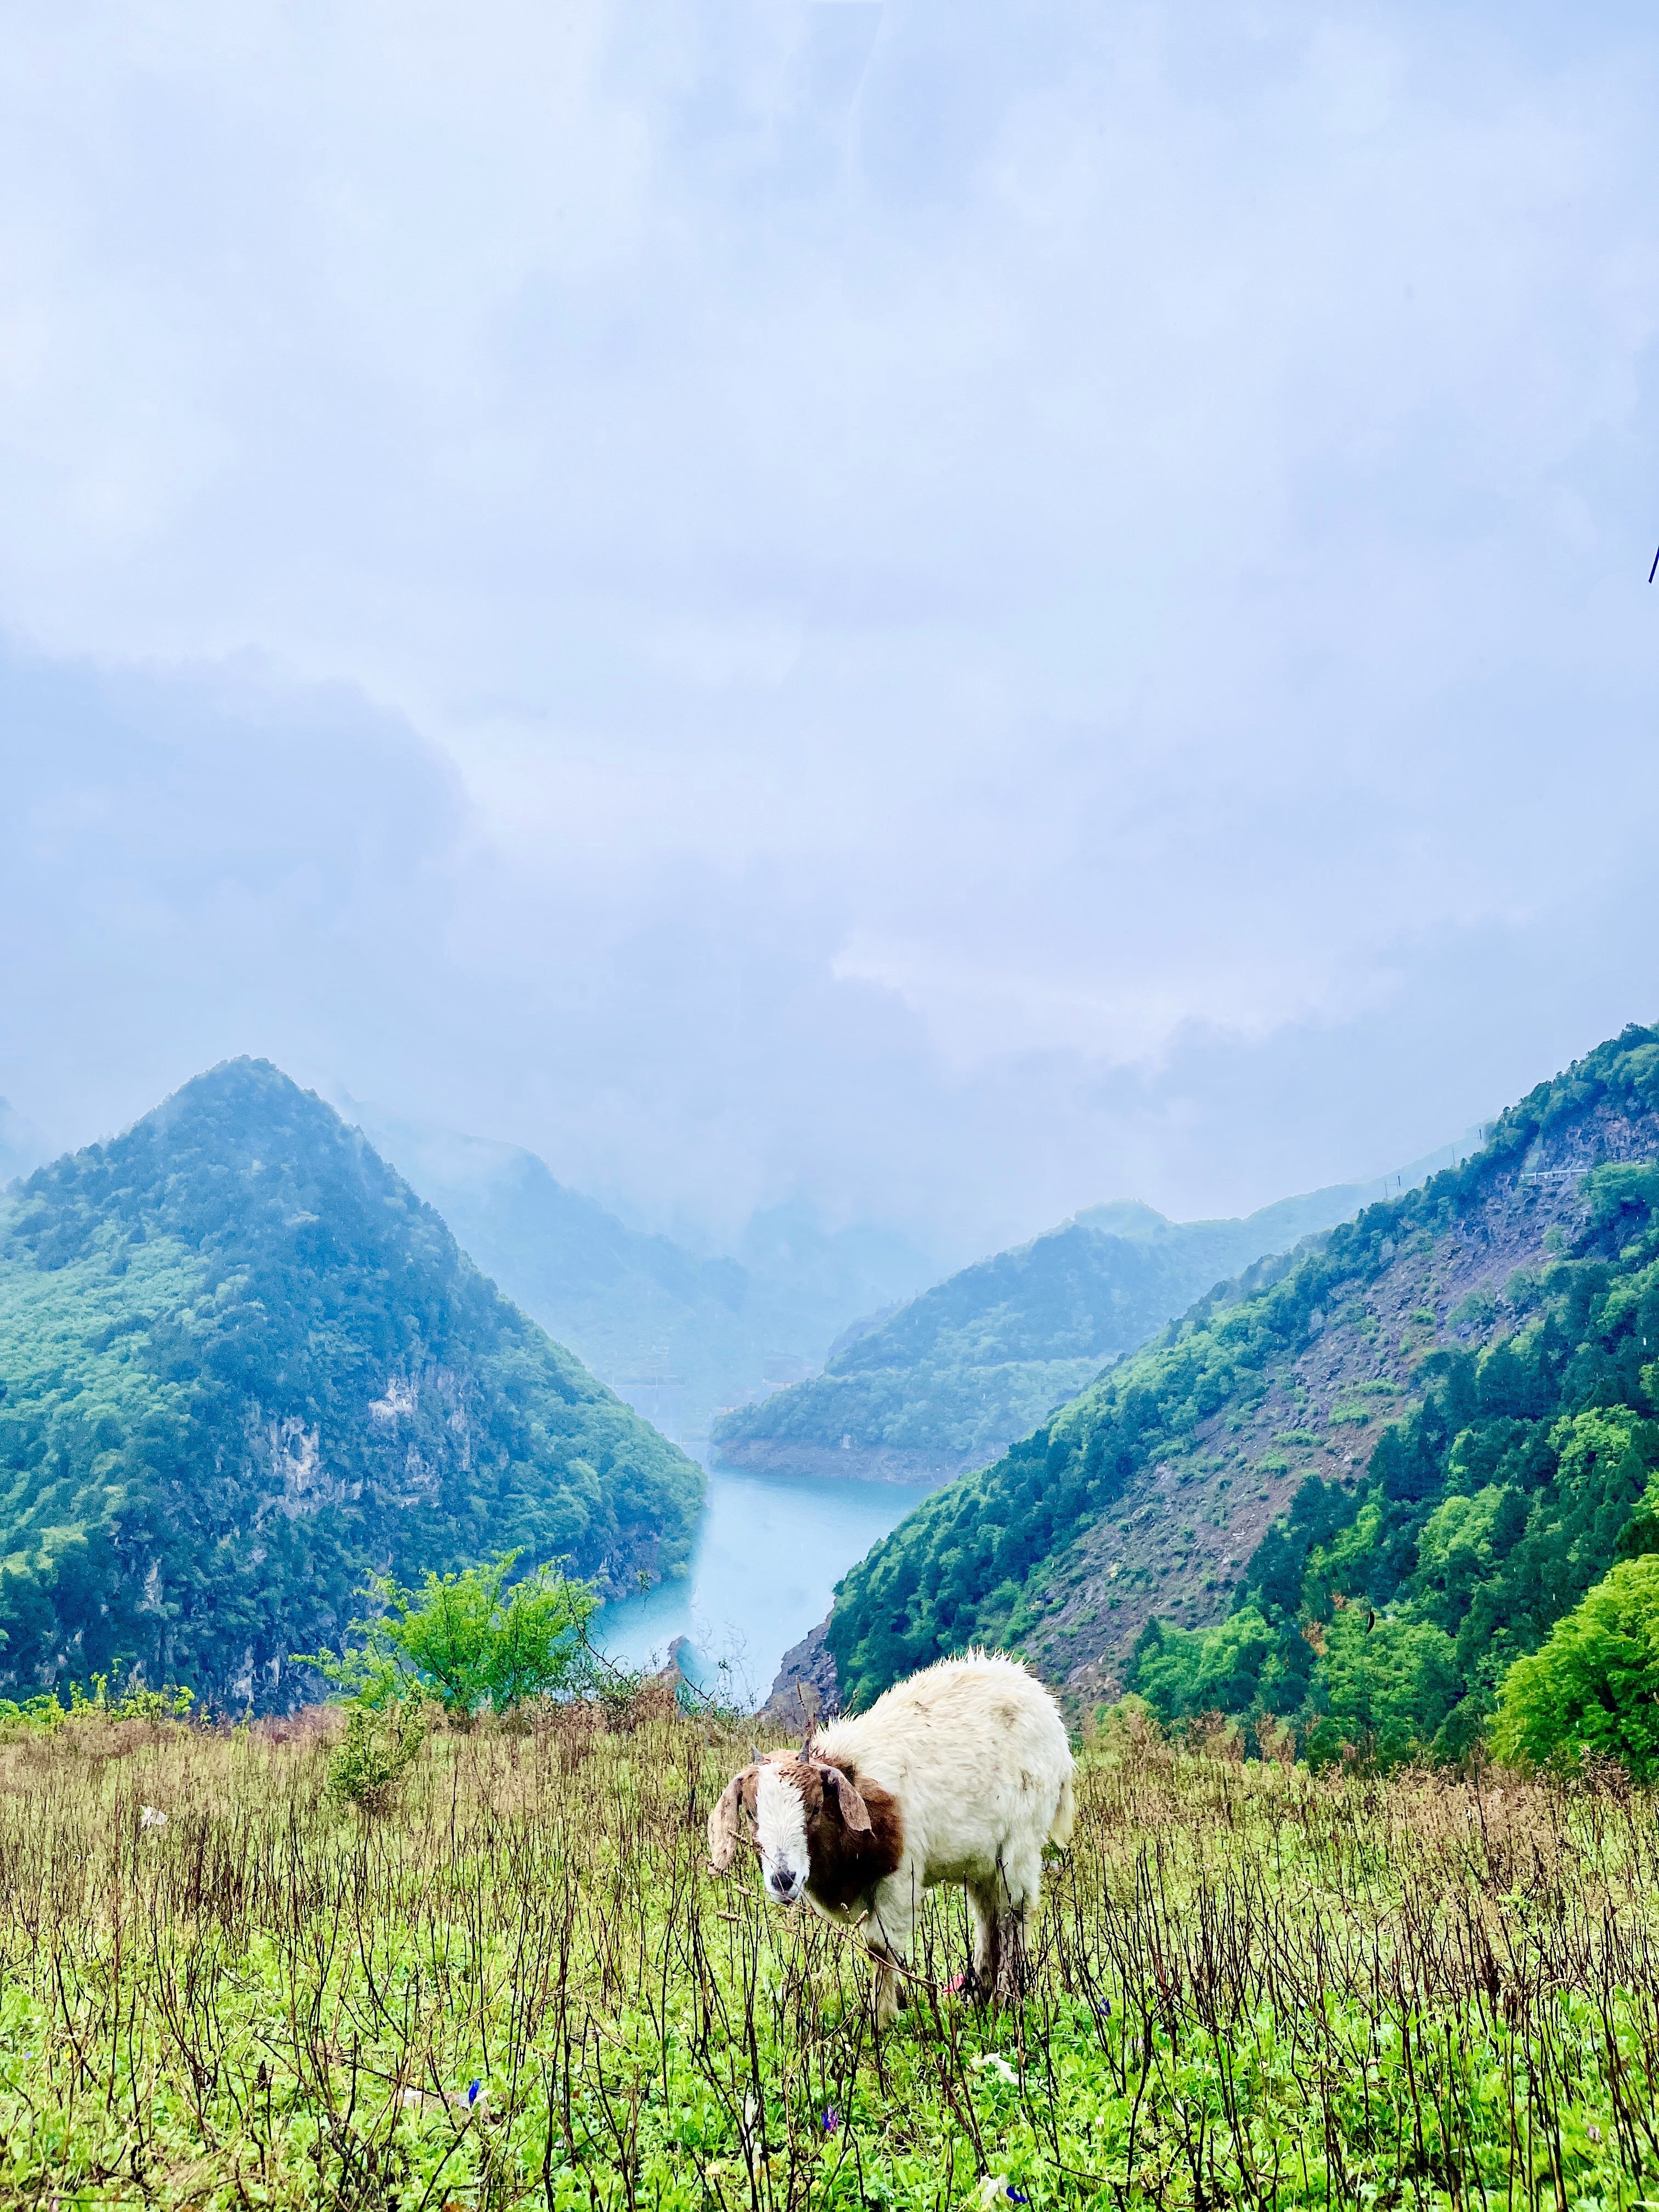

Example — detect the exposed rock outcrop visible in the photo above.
[758,1616,839,1727]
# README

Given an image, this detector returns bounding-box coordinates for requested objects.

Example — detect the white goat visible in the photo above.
[708,1650,1074,2021]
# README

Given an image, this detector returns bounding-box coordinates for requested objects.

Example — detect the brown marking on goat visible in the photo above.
[784,1758,904,1911]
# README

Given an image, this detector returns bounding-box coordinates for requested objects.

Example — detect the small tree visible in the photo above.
[1492,1554,1659,1781]
[302,1552,599,1725]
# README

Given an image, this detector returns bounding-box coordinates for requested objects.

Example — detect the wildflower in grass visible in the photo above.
[140,1807,167,1831]
[973,2053,1018,2085]
[978,2180,1022,2211]
[822,2107,838,2132]
[467,2079,481,2105]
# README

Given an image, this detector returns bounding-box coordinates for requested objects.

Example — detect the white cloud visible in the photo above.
[1,2,1657,1249]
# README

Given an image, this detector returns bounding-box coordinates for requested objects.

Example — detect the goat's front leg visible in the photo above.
[866,1881,915,2029]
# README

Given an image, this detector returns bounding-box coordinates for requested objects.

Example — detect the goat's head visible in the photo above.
[708,1747,874,1906]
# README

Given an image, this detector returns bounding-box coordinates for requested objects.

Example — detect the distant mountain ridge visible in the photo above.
[715,1148,1472,1487]
[346,1101,938,1437]
[825,1024,1659,1760]
[0,1059,702,1709]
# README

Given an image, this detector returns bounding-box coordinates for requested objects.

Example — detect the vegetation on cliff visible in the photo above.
[0,1058,702,1708]
[828,1027,1659,1760]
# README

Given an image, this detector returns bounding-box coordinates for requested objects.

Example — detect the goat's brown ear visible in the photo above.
[708,1774,747,1874]
[823,1765,872,1833]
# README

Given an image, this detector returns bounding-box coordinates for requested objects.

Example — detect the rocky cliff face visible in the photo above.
[760,1618,841,1726]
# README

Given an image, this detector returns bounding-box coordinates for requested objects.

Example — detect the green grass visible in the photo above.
[3,1703,1659,2207]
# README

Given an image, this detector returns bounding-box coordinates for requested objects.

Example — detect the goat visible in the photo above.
[708,1650,1074,2023]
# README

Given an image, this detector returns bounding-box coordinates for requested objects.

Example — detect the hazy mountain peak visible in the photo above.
[0,1057,701,1709]
[1073,1199,1174,1240]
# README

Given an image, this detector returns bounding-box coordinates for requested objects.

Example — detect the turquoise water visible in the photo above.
[597,1452,925,1707]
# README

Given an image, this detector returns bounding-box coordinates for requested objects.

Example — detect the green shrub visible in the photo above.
[302,1550,599,1724]
[327,1697,428,1812]
[0,1677,193,1734]
[67,1675,195,1723]
[1303,1609,1458,1769]
[0,1693,73,1735]
[1451,1290,1497,1330]
[1492,1555,1659,1781]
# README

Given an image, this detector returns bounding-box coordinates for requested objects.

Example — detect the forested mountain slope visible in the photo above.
[827,1026,1659,1753]
[0,1060,702,1709]
[349,1103,934,1439]
[716,1161,1462,1485]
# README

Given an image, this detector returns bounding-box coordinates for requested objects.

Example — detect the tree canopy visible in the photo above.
[1491,1552,1659,1780]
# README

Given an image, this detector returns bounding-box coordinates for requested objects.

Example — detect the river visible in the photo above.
[596,1449,922,1706]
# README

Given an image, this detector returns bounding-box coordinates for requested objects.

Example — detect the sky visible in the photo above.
[2,0,1657,1266]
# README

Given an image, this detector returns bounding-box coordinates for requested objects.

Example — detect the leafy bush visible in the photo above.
[1492,1555,1659,1781]
[1301,1608,1458,1769]
[71,1677,194,1723]
[327,1696,429,1811]
[0,1676,193,1736]
[303,1551,599,1723]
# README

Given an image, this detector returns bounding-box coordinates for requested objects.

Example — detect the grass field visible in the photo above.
[2,1699,1658,2209]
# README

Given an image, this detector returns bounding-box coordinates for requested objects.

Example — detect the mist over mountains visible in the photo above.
[346,1101,938,1438]
[0,1098,47,1188]
[715,1143,1477,1487]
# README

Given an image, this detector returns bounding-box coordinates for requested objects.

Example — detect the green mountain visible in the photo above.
[0,1059,703,1709]
[348,1102,937,1439]
[827,1024,1659,1759]
[715,1164,1467,1486]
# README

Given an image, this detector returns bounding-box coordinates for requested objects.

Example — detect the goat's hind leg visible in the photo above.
[992,1860,1041,2006]
[872,1952,908,2025]
[965,1880,1002,2001]
[994,1902,1030,2004]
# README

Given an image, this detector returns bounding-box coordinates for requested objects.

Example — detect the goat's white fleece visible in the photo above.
[814,1649,1074,1898]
